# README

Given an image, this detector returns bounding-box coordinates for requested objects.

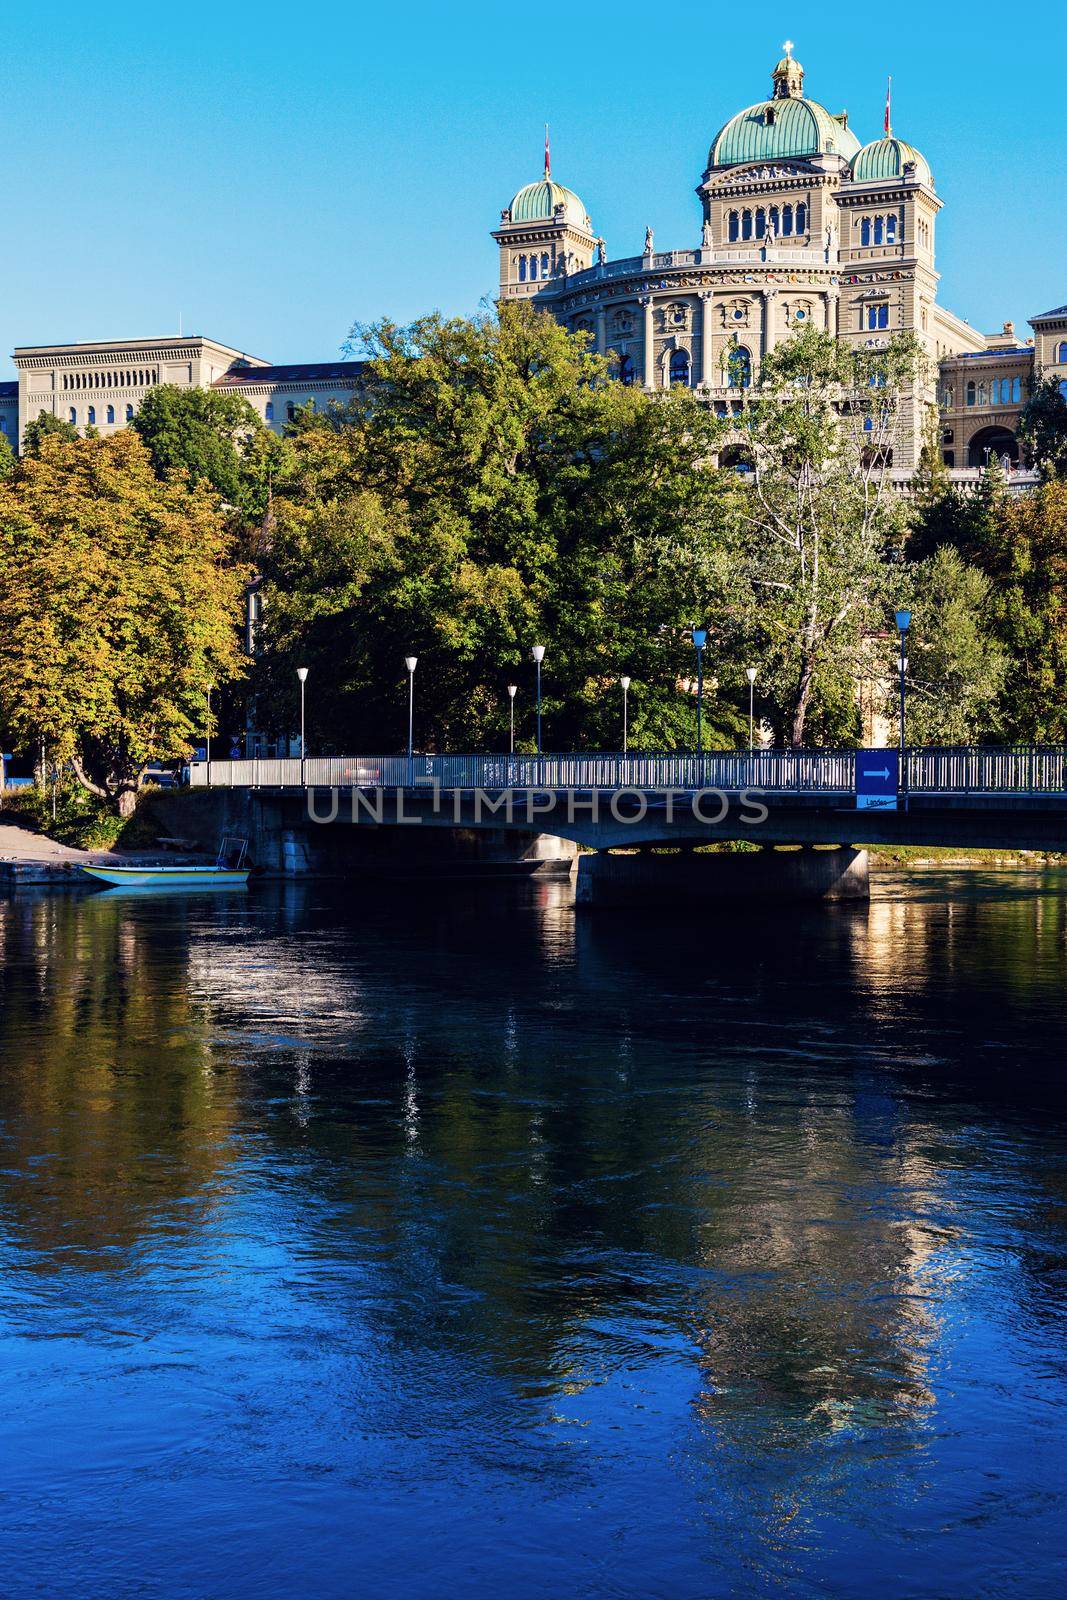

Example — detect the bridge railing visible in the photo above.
[906,747,1067,793]
[189,747,1067,795]
[190,750,857,791]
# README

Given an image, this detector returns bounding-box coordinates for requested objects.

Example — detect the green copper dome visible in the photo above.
[708,96,862,168]
[508,179,590,230]
[851,136,932,187]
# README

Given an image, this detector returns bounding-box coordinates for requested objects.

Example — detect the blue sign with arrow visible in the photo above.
[856,750,899,810]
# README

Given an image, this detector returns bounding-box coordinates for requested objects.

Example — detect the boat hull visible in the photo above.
[82,866,250,889]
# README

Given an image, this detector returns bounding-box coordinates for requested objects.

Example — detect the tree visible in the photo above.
[0,431,248,812]
[719,326,923,745]
[896,546,1006,743]
[1019,374,1067,479]
[256,304,741,753]
[0,430,14,480]
[21,410,78,454]
[131,384,285,524]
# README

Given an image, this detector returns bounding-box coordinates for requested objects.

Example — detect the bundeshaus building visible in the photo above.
[1,47,1065,474]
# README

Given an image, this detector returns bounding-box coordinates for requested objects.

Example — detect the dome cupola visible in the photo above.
[851,136,932,188]
[706,48,862,168]
[506,178,591,231]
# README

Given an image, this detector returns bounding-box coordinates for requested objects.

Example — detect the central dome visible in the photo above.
[707,53,862,168]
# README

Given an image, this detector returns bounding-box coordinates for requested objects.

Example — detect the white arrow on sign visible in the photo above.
[861,767,892,781]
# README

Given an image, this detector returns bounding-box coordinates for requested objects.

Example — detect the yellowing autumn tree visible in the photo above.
[0,430,247,813]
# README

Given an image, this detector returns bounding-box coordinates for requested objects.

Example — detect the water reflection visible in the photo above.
[0,876,1065,1598]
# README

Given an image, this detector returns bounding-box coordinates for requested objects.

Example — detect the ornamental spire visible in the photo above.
[772,42,804,99]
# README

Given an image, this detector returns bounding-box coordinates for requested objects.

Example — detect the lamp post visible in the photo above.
[296,667,309,766]
[692,627,708,755]
[620,676,631,756]
[405,656,417,766]
[206,683,213,769]
[745,666,757,752]
[531,645,545,755]
[894,610,911,761]
[507,684,517,754]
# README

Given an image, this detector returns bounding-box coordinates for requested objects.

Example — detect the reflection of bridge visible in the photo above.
[189,749,1067,898]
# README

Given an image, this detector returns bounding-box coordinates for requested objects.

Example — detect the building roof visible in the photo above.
[506,178,591,230]
[1031,305,1067,322]
[851,136,932,188]
[214,361,364,388]
[707,55,861,167]
[0,381,17,398]
[12,335,269,363]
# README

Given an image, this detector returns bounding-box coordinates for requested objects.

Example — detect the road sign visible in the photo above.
[856,749,899,810]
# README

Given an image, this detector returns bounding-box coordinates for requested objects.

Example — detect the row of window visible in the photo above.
[864,303,890,330]
[617,346,752,389]
[517,252,553,282]
[726,203,808,243]
[69,404,135,425]
[965,377,1022,407]
[62,368,159,391]
[857,214,899,247]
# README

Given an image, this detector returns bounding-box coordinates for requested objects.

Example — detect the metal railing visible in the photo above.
[188,747,1067,796]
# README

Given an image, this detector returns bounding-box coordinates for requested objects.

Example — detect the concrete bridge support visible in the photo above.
[574,846,870,909]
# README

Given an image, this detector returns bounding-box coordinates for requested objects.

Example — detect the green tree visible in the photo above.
[132,384,285,524]
[1019,374,1067,479]
[0,431,248,812]
[897,546,1006,742]
[257,304,740,753]
[0,429,14,480]
[720,326,923,745]
[21,410,79,454]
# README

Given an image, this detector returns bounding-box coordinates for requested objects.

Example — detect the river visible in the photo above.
[1,872,1065,1598]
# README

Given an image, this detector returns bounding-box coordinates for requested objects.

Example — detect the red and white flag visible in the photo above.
[544,125,551,180]
[884,77,892,136]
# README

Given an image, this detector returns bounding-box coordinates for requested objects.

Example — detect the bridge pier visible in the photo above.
[574,845,870,909]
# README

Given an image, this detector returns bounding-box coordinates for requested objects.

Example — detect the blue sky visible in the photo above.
[1,0,1064,374]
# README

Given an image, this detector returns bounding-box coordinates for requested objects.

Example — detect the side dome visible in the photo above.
[507,179,591,230]
[851,136,932,187]
[708,97,862,167]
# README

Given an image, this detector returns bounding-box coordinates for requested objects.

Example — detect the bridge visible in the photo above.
[187,748,1067,904]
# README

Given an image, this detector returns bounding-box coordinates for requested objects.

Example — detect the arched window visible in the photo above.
[1001,378,1012,405]
[886,214,897,243]
[265,402,274,421]
[741,210,752,240]
[728,211,739,242]
[669,348,690,387]
[860,217,871,246]
[989,382,998,407]
[867,302,889,330]
[618,354,636,386]
[943,450,955,467]
[966,381,976,406]
[782,204,793,236]
[87,406,96,425]
[978,382,987,405]
[728,345,751,389]
[68,408,76,424]
[1058,342,1067,363]
[1012,377,1021,402]
[541,252,550,277]
[125,404,134,421]
[863,416,874,432]
[873,216,884,245]
[518,255,527,282]
[286,402,296,422]
[755,207,766,238]
[106,405,115,423]
[796,202,807,233]
[529,255,538,281]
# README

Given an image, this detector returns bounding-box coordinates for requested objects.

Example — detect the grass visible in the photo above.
[1,783,166,851]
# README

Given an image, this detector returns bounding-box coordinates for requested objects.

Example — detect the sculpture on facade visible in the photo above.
[701,219,712,249]
[644,226,654,255]
[597,237,607,265]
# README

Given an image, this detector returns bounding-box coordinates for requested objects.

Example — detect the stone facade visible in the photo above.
[494,49,1063,475]
[0,335,362,451]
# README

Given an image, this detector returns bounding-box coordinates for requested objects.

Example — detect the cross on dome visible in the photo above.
[783,40,794,57]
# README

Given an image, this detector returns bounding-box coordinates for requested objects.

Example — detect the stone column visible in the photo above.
[762,289,778,359]
[596,306,607,355]
[826,290,840,339]
[700,292,715,388]
[641,296,656,390]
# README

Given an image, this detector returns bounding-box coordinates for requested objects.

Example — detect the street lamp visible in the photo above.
[620,676,631,756]
[296,668,309,770]
[531,645,545,755]
[507,684,518,754]
[206,683,214,768]
[894,609,911,763]
[745,666,757,752]
[405,656,417,763]
[692,627,708,755]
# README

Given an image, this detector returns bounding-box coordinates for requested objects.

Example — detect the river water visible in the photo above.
[0,872,1065,1599]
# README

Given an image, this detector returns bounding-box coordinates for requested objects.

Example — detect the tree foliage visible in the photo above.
[21,409,79,454]
[896,546,1007,743]
[1019,374,1067,480]
[256,304,743,752]
[132,384,285,526]
[0,431,248,811]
